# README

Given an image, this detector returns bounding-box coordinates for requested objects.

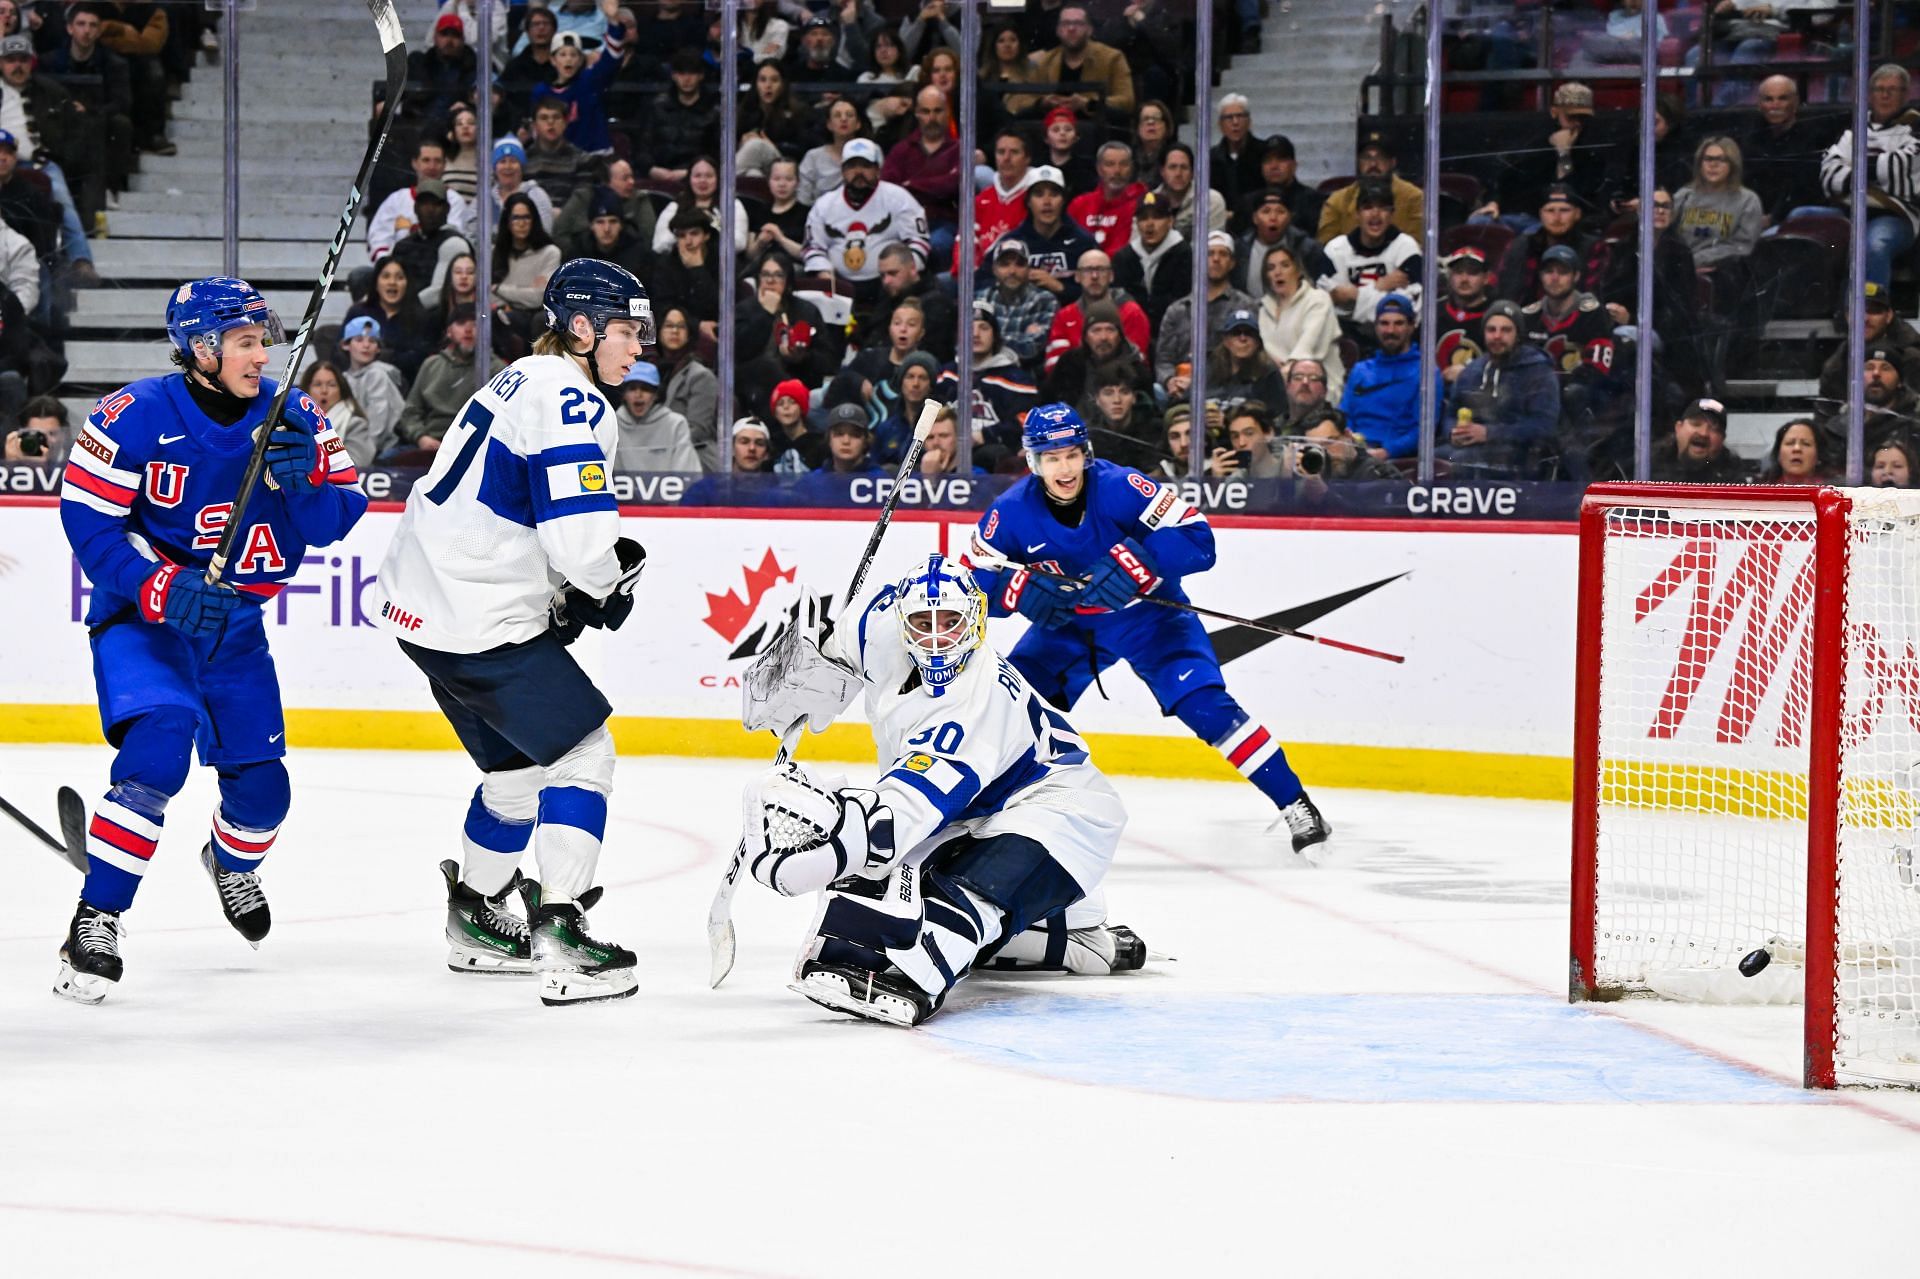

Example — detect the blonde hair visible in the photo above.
[1693,135,1744,189]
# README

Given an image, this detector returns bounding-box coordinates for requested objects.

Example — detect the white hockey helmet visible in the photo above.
[894,553,986,696]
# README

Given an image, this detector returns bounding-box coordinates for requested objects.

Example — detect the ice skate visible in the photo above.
[530,892,636,1005]
[792,957,934,1027]
[1277,791,1332,863]
[54,901,123,1005]
[441,860,532,975]
[201,842,271,947]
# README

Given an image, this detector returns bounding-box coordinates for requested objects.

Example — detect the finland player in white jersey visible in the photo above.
[373,259,651,1006]
[740,553,1148,1027]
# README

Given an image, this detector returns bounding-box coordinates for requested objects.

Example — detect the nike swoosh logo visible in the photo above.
[1347,384,1385,397]
[158,433,186,444]
[1026,543,1047,552]
[268,732,284,743]
[1178,671,1193,681]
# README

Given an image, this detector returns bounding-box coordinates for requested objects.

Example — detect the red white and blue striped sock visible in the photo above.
[1215,718,1305,809]
[209,807,278,873]
[83,787,164,912]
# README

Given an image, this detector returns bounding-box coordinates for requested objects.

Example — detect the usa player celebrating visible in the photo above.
[55,277,367,1003]
[741,554,1146,1027]
[373,259,651,1007]
[969,404,1332,858]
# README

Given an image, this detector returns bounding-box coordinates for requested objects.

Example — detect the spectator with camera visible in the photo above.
[614,362,699,473]
[1340,293,1424,460]
[1294,405,1402,483]
[1648,397,1752,483]
[1208,403,1284,482]
[2,391,63,464]
[1447,299,1561,476]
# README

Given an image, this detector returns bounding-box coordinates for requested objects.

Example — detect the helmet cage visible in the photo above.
[895,557,987,695]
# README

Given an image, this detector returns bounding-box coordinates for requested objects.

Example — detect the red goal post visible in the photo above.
[1571,483,1920,1089]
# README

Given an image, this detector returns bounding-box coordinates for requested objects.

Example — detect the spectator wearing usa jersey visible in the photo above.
[961,127,1036,269]
[1317,180,1423,350]
[1069,142,1146,257]
[1043,248,1150,376]
[993,166,1096,306]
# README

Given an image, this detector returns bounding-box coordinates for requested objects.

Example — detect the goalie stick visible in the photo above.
[706,401,941,989]
[965,549,1407,664]
[205,0,409,585]
[0,787,91,874]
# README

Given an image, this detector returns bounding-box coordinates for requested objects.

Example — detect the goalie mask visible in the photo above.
[895,554,986,696]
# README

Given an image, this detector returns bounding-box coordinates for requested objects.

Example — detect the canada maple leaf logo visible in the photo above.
[703,548,795,643]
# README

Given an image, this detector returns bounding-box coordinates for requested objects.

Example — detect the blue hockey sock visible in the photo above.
[1174,688,1305,809]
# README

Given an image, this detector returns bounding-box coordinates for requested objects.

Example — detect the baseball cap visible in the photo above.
[492,137,527,165]
[414,177,449,202]
[1027,165,1067,191]
[731,416,771,440]
[1540,244,1580,269]
[841,138,882,167]
[1540,182,1581,209]
[0,130,17,152]
[1262,134,1296,161]
[0,34,33,57]
[1865,281,1894,310]
[827,402,870,432]
[342,316,382,341]
[1866,346,1904,369]
[589,185,622,219]
[1254,187,1290,209]
[1223,307,1259,335]
[993,239,1030,263]
[803,14,834,29]
[434,13,464,35]
[1485,299,1523,327]
[1207,229,1236,253]
[1136,191,1172,219]
[1445,246,1487,267]
[1682,397,1728,430]
[1357,129,1394,156]
[553,31,585,52]
[1045,105,1078,130]
[1552,82,1596,115]
[1375,293,1416,322]
[623,361,661,387]
[447,302,477,325]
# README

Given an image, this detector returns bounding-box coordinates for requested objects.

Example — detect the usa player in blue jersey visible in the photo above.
[967,403,1332,859]
[54,277,368,1003]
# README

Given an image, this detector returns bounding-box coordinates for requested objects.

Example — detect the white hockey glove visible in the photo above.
[742,763,897,896]
[741,592,861,735]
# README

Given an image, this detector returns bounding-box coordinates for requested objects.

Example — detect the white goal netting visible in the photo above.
[1586,488,1920,1086]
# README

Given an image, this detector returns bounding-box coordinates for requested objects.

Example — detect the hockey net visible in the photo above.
[1572,484,1920,1088]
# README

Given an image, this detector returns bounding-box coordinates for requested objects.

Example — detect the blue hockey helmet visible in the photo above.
[542,257,655,345]
[1022,402,1092,465]
[894,553,987,697]
[165,277,285,367]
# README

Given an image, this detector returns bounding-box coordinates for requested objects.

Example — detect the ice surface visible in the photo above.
[1,744,1916,1276]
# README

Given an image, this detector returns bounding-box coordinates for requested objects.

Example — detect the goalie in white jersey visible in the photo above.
[740,552,1149,1027]
[373,258,652,1006]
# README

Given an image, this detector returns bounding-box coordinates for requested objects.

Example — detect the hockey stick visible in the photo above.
[205,0,408,585]
[707,401,942,989]
[966,549,1407,664]
[0,787,89,873]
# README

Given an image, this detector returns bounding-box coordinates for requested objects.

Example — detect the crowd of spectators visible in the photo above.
[305,0,1920,489]
[0,1,209,462]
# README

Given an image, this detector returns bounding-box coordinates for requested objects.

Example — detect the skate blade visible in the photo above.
[539,967,638,1006]
[446,945,534,976]
[790,973,919,1028]
[1296,835,1334,867]
[53,961,112,1005]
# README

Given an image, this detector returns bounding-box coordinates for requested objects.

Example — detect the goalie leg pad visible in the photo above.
[881,873,1005,1012]
[461,765,541,897]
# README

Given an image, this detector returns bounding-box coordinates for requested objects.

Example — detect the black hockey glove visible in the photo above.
[562,537,647,632]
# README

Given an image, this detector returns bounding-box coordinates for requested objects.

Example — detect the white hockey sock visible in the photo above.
[460,766,541,897]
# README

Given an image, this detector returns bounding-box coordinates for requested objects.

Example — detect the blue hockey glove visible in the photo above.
[1005,566,1080,629]
[563,538,647,632]
[263,421,321,492]
[1081,539,1159,611]
[139,563,245,638]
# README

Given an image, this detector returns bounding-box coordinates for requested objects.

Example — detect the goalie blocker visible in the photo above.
[739,554,1149,1027]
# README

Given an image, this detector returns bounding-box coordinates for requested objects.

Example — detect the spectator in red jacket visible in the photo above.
[1067,142,1146,256]
[1043,248,1151,375]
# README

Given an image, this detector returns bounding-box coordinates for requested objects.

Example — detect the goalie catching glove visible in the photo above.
[551,537,646,643]
[741,590,861,734]
[742,762,897,896]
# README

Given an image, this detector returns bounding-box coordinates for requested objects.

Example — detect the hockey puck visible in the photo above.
[1738,947,1772,977]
